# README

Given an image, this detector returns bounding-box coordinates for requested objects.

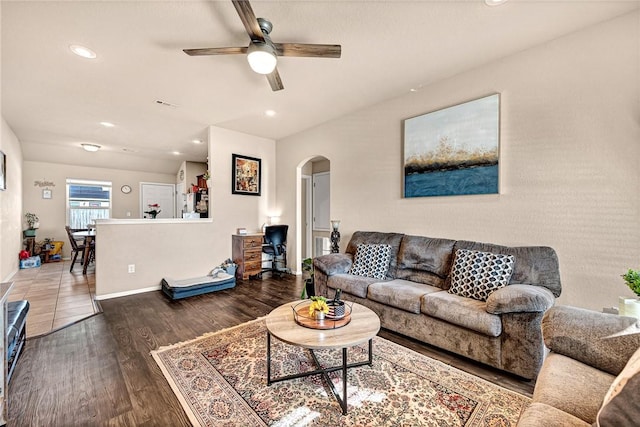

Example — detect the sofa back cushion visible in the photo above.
[395,235,456,288]
[346,231,404,279]
[448,240,562,297]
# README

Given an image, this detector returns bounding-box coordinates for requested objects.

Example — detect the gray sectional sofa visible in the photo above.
[314,231,562,379]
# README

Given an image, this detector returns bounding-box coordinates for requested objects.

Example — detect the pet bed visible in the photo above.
[162,268,236,300]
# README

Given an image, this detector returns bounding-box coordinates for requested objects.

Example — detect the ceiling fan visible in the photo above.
[183,0,341,91]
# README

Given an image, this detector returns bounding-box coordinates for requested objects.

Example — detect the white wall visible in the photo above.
[210,126,277,232]
[0,117,24,282]
[95,126,275,298]
[276,11,640,311]
[22,161,176,258]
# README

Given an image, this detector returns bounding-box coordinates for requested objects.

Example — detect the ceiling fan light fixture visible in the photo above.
[247,42,277,75]
[70,44,97,59]
[81,143,101,152]
[484,0,508,6]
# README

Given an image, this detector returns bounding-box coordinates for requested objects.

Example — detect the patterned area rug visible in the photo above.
[152,318,529,426]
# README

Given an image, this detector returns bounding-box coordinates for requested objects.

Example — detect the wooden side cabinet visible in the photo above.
[232,234,264,280]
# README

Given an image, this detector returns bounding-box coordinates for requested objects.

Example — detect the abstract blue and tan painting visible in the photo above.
[404,94,500,198]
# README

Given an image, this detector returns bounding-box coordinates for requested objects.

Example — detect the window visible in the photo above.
[66,179,112,229]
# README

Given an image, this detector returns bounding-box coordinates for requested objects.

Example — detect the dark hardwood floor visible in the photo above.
[8,275,534,426]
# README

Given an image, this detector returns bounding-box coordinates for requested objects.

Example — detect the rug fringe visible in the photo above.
[151,316,266,354]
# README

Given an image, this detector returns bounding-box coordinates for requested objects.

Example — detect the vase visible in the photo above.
[314,311,325,321]
[624,298,640,318]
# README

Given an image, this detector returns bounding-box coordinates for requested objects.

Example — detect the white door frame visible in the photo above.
[302,175,312,259]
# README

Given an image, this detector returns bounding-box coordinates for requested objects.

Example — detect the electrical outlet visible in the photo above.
[128,264,135,273]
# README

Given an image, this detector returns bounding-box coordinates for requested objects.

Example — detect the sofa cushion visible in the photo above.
[421,291,502,337]
[533,353,614,423]
[594,346,640,427]
[349,244,391,280]
[367,279,441,314]
[346,231,404,279]
[450,240,561,297]
[517,403,590,427]
[395,235,456,288]
[542,306,640,376]
[327,273,379,299]
[448,249,515,301]
[485,284,555,314]
[314,253,353,276]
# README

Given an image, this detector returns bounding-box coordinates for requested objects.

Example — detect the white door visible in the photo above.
[312,172,330,231]
[140,183,175,218]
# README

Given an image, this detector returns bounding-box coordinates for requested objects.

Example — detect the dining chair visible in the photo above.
[65,226,94,272]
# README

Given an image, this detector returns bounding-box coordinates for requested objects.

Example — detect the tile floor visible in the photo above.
[8,260,99,337]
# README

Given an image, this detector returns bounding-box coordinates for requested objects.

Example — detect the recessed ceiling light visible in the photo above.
[100,121,115,128]
[192,139,203,144]
[81,143,101,152]
[70,45,97,59]
[172,151,181,155]
[484,0,508,6]
[265,110,276,117]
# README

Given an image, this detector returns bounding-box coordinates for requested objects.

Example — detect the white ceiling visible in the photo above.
[2,0,638,174]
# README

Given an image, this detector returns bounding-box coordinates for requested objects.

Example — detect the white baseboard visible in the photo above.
[95,285,161,301]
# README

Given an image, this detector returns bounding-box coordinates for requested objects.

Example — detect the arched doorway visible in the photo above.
[296,156,330,273]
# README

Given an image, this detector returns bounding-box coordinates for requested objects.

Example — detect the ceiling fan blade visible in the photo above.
[266,68,284,91]
[231,0,264,42]
[274,43,341,58]
[183,47,248,56]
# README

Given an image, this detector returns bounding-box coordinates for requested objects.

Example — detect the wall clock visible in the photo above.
[121,185,132,194]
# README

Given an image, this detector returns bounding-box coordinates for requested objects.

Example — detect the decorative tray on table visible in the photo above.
[292,300,352,330]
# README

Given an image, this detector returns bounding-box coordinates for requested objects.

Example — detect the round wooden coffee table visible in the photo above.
[265,300,380,415]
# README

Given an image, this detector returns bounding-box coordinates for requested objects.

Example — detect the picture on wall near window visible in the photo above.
[403,94,500,198]
[232,154,261,196]
[0,150,5,191]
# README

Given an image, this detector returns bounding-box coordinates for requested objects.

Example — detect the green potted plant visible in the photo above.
[300,258,315,299]
[24,212,39,237]
[623,269,640,297]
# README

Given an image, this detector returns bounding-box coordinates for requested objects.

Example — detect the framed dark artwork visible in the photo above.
[403,94,500,198]
[0,151,5,191]
[232,154,261,196]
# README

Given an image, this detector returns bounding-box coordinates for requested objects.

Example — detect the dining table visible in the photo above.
[72,229,96,274]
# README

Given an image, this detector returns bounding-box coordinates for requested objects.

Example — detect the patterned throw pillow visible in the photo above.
[349,244,392,280]
[448,249,515,301]
[595,346,640,426]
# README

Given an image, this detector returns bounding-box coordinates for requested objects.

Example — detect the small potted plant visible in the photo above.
[144,204,161,219]
[24,212,40,237]
[308,296,329,320]
[623,269,640,297]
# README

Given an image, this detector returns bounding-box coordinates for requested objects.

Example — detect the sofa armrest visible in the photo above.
[313,253,353,276]
[486,284,555,314]
[542,305,640,375]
